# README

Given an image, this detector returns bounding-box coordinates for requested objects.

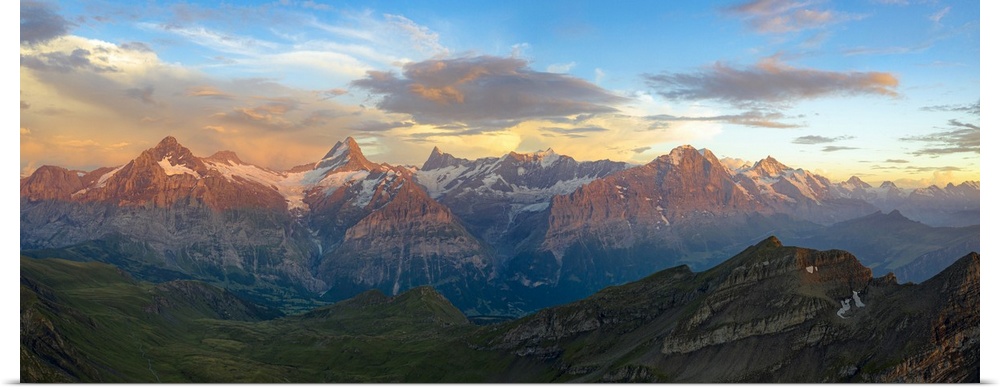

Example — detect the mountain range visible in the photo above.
[20,136,979,316]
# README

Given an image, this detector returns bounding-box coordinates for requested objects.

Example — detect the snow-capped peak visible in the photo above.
[751,156,792,177]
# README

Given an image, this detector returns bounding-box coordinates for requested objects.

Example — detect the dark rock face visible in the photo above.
[481,238,979,383]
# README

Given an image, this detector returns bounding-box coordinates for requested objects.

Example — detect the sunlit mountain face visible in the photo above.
[18,0,980,383]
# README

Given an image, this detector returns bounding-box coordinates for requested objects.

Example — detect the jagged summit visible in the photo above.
[315,136,378,172]
[205,150,245,165]
[845,176,871,189]
[759,235,783,248]
[750,155,792,177]
[421,146,470,171]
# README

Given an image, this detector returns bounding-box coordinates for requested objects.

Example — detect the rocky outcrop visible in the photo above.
[480,238,978,383]
[20,165,85,202]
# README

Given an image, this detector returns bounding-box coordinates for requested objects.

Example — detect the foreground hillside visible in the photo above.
[21,238,978,383]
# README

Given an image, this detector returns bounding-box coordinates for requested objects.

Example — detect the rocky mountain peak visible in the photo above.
[750,155,791,177]
[663,145,699,165]
[879,181,898,189]
[315,136,378,172]
[205,150,245,165]
[138,136,206,175]
[845,176,871,189]
[505,148,563,167]
[421,146,470,171]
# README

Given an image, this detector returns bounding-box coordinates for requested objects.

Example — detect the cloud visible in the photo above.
[21,127,32,135]
[645,57,898,108]
[539,126,609,139]
[301,1,331,11]
[187,86,235,99]
[125,85,156,105]
[884,159,909,164]
[319,88,349,99]
[920,101,980,115]
[842,42,932,56]
[904,165,962,172]
[119,41,153,52]
[900,119,980,156]
[929,7,950,24]
[21,48,120,73]
[792,134,854,144]
[57,138,101,148]
[148,23,278,56]
[348,120,415,132]
[821,146,859,152]
[21,1,72,45]
[383,14,446,55]
[21,100,31,109]
[351,55,627,127]
[547,62,577,73]
[203,125,232,133]
[632,146,651,154]
[647,110,802,129]
[725,0,857,34]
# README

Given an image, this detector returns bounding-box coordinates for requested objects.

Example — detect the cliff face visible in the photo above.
[481,237,979,383]
[21,136,493,313]
[544,146,764,258]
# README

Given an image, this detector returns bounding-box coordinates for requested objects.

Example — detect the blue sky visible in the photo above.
[17,0,982,187]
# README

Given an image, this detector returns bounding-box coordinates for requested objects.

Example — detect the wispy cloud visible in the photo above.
[145,23,278,56]
[348,120,416,132]
[920,101,980,115]
[821,145,859,152]
[929,6,950,24]
[187,86,235,99]
[644,57,898,108]
[900,119,980,156]
[791,134,854,144]
[884,159,909,164]
[540,126,609,138]
[546,62,577,73]
[724,0,859,34]
[647,110,802,129]
[351,55,627,128]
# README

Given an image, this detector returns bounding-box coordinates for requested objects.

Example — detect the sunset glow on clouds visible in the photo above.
[17,0,980,186]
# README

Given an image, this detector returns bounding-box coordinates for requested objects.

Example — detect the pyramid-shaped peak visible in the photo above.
[845,176,871,188]
[879,181,898,189]
[421,145,467,171]
[156,135,180,148]
[751,155,791,176]
[145,135,198,162]
[316,136,377,172]
[205,150,245,165]
[322,136,363,160]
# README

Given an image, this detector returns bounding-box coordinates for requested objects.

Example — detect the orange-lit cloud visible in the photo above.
[352,56,627,128]
[645,58,898,107]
